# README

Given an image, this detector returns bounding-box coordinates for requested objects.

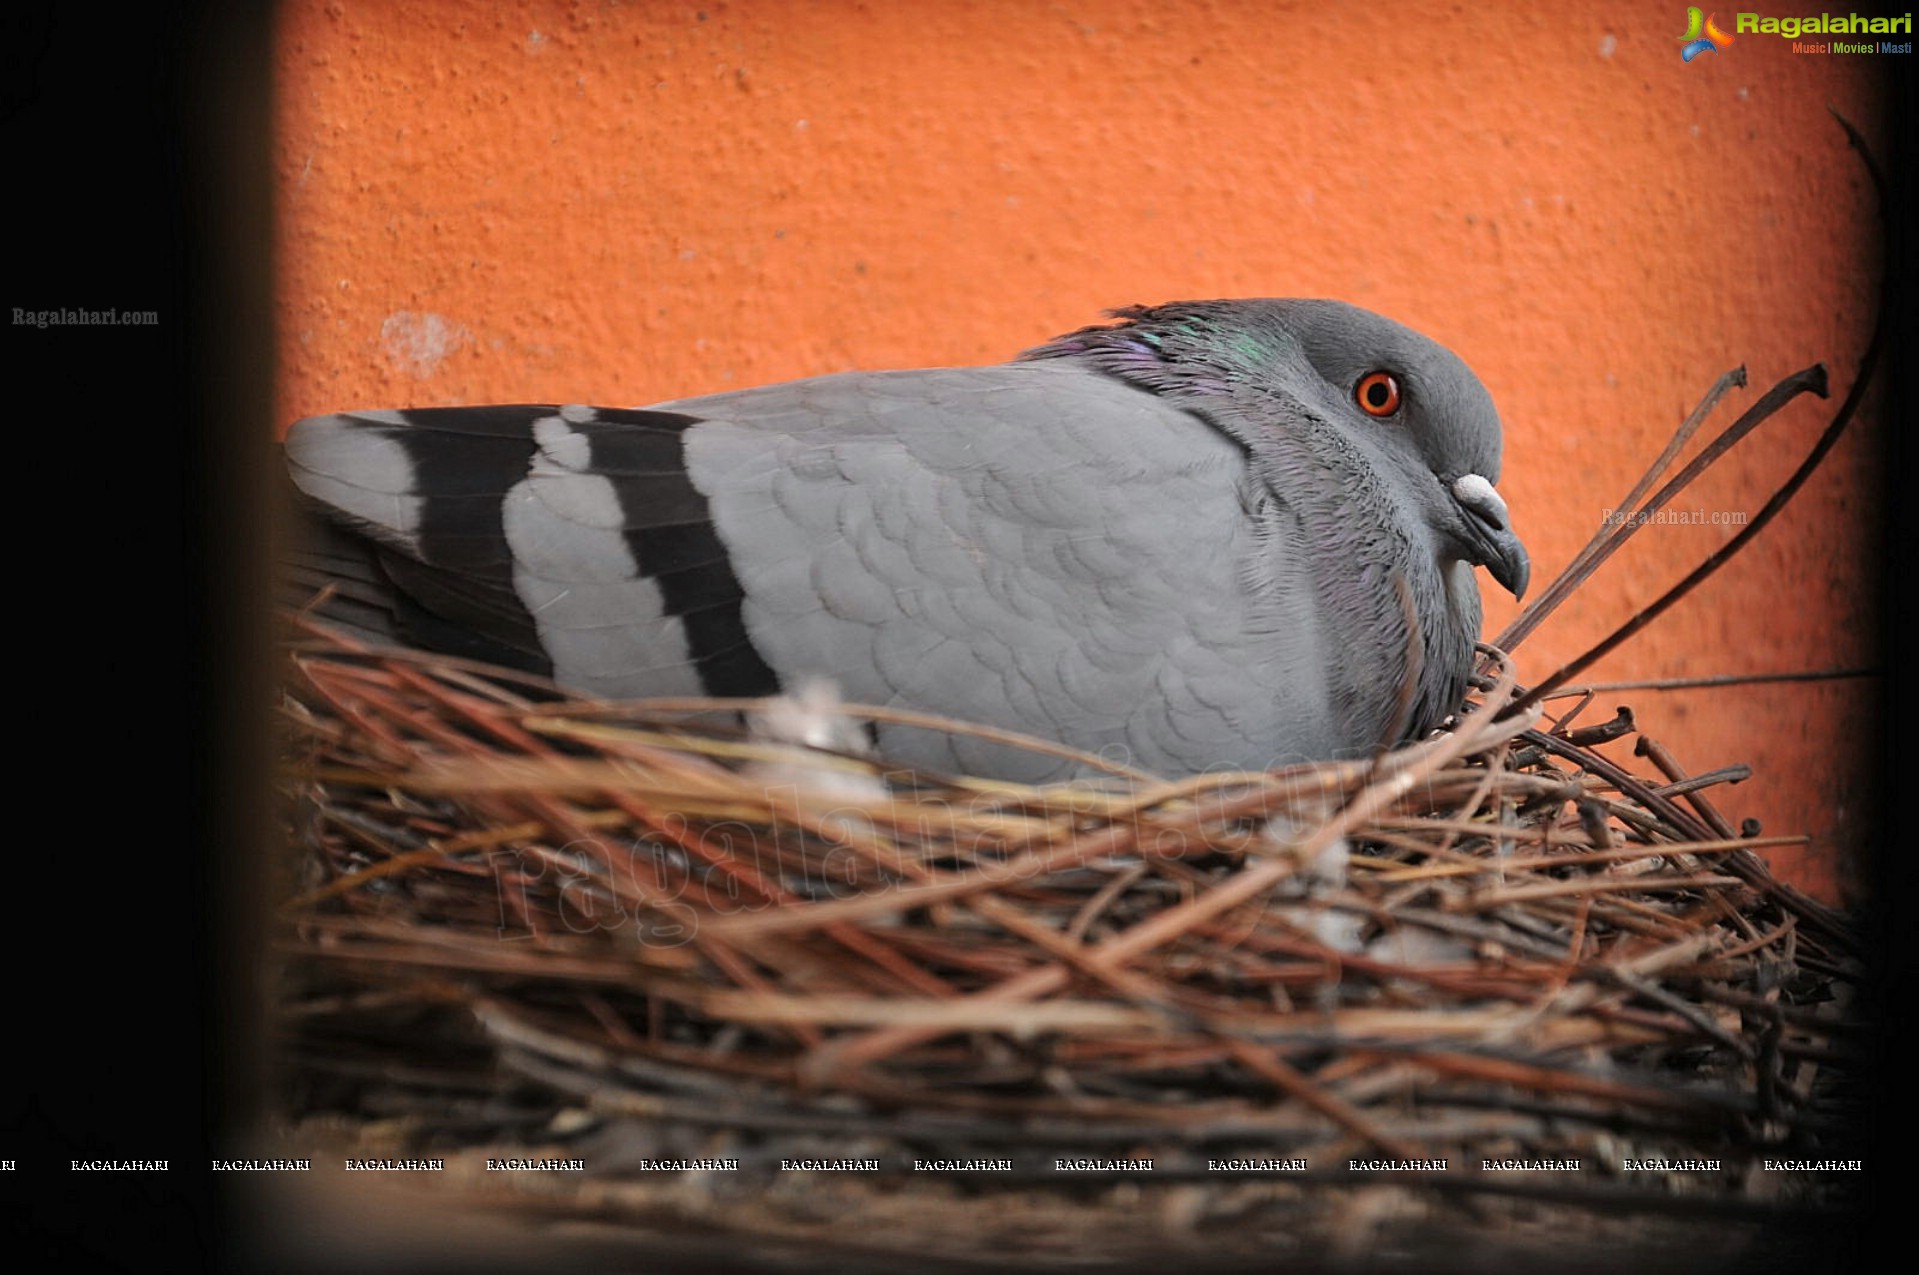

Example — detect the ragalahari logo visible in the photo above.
[1679,7,1736,59]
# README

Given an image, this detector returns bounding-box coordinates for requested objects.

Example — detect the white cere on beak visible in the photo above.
[1451,473,1511,531]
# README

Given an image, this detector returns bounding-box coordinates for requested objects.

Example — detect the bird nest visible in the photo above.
[270,613,1865,1266]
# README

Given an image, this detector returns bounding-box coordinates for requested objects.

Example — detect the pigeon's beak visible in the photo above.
[1451,474,1531,601]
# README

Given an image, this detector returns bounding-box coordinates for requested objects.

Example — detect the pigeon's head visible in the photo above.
[1025,298,1530,601]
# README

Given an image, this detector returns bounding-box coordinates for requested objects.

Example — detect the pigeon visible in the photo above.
[285,299,1528,781]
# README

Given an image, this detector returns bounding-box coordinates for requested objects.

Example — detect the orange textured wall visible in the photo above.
[275,0,1887,902]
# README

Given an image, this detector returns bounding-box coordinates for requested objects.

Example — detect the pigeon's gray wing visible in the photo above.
[286,364,1343,779]
[286,402,772,695]
[668,362,1343,777]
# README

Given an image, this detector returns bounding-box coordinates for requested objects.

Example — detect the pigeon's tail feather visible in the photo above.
[280,494,556,675]
[279,499,404,647]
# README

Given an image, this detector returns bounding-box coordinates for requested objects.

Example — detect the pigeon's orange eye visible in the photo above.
[1356,371,1401,417]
